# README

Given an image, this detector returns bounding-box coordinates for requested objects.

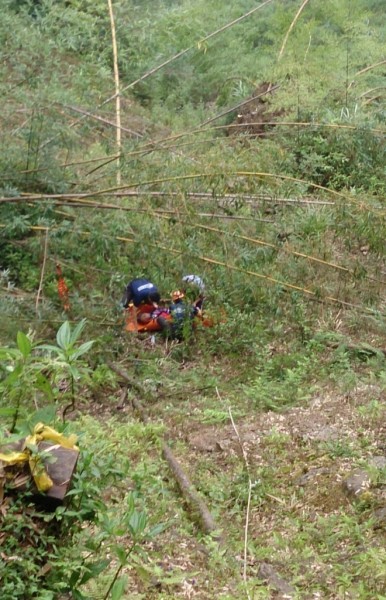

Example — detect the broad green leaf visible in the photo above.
[146,522,168,539]
[56,321,71,350]
[69,365,81,380]
[126,492,135,514]
[70,318,87,346]
[34,373,55,401]
[110,575,127,600]
[0,348,19,360]
[3,363,23,386]
[113,545,127,566]
[69,569,81,588]
[128,511,147,536]
[28,405,57,428]
[0,407,17,417]
[17,331,32,359]
[133,564,152,583]
[71,590,87,600]
[71,341,94,361]
[79,559,110,585]
[37,344,63,356]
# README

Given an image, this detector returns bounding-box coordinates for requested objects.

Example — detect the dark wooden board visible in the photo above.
[1,440,79,508]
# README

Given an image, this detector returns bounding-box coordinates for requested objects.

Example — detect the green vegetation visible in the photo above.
[1,0,386,598]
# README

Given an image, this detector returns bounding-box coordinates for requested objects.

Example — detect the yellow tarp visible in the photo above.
[0,423,78,492]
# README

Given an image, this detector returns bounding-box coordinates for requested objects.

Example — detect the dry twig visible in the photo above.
[216,387,252,599]
[109,363,221,538]
[35,228,49,313]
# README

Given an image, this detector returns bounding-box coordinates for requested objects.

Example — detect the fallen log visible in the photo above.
[108,362,221,539]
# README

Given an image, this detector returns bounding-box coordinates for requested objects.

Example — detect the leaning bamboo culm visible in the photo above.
[107,0,121,185]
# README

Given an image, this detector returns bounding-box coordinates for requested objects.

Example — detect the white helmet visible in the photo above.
[182,274,205,292]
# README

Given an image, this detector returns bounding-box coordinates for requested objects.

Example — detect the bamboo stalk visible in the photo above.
[74,170,354,203]
[355,59,386,77]
[278,0,311,60]
[102,0,275,106]
[112,121,386,163]
[3,198,384,284]
[347,59,386,91]
[107,0,121,185]
[40,0,275,149]
[192,223,359,277]
[1,223,383,314]
[6,121,384,180]
[358,86,386,99]
[0,191,335,206]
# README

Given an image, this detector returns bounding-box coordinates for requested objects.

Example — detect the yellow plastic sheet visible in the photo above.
[0,423,78,492]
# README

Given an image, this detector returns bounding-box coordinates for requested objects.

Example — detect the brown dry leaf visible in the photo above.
[0,496,10,517]
[0,462,5,505]
[37,563,52,577]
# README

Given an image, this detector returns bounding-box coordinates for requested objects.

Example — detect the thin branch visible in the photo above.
[0,190,335,206]
[198,85,280,128]
[35,228,49,313]
[58,104,142,138]
[216,388,252,598]
[96,121,385,166]
[278,0,311,60]
[2,196,384,285]
[5,120,384,181]
[358,86,386,99]
[109,363,221,538]
[355,59,386,77]
[348,59,386,91]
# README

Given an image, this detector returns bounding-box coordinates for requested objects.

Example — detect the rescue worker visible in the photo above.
[158,290,198,341]
[121,278,160,309]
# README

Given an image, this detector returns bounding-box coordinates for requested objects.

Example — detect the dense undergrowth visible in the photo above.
[1,0,386,598]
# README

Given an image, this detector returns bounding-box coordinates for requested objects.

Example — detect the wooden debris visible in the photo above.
[108,362,221,539]
[1,440,79,509]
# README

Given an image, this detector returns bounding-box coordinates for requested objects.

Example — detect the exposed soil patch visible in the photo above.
[227,82,284,137]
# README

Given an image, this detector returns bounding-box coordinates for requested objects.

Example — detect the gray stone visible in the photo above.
[258,562,295,597]
[373,506,386,528]
[369,456,386,470]
[342,470,371,498]
[295,468,330,486]
[303,425,339,442]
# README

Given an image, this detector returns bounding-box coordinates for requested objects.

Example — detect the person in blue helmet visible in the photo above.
[121,278,161,309]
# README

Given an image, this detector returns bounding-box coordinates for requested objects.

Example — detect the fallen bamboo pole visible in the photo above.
[108,362,221,539]
[2,223,385,312]
[0,191,336,206]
